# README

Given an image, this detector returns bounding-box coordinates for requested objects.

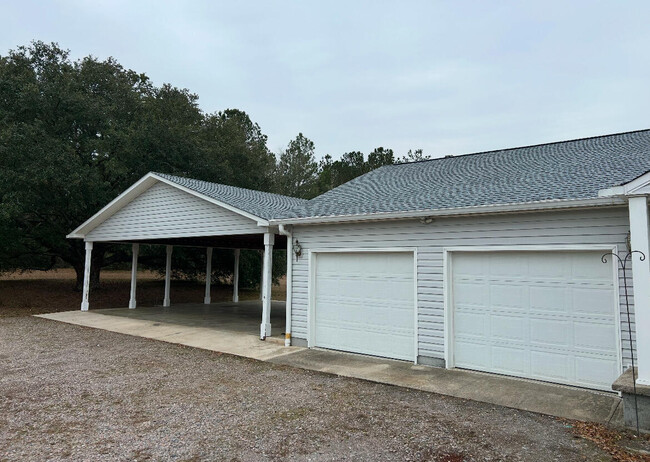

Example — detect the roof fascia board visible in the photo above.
[270,197,626,226]
[67,173,160,239]
[151,174,269,226]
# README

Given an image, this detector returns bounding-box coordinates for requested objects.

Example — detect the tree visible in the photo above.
[275,133,318,198]
[312,147,395,195]
[199,109,276,190]
[315,154,335,194]
[0,41,276,289]
[367,147,395,170]
[400,148,430,163]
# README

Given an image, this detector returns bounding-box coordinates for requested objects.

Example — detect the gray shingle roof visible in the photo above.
[282,129,650,219]
[154,173,307,221]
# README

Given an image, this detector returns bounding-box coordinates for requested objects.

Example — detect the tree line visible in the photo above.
[0,42,429,289]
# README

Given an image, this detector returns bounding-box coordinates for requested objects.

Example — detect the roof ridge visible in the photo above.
[393,127,650,166]
[153,172,307,202]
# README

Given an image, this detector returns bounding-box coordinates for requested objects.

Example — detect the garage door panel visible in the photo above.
[529,319,571,347]
[491,314,526,341]
[574,322,617,351]
[529,286,568,313]
[572,288,614,316]
[530,350,571,381]
[455,341,489,369]
[576,356,620,388]
[492,346,527,374]
[314,252,415,361]
[454,312,487,338]
[488,254,529,276]
[453,251,619,390]
[571,253,613,280]
[528,253,570,279]
[453,282,488,307]
[490,284,527,310]
[453,254,487,275]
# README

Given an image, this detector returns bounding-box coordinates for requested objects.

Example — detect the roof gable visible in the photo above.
[68,172,304,239]
[85,181,261,241]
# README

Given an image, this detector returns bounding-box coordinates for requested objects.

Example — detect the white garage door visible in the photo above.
[452,251,620,390]
[313,252,415,361]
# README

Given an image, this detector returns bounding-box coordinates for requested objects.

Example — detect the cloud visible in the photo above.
[3,0,650,159]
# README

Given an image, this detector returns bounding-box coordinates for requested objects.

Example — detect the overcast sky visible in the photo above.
[3,1,650,159]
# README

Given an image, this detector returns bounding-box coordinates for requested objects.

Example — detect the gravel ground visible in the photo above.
[0,317,610,461]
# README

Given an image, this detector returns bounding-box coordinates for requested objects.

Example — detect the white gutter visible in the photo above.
[278,224,293,347]
[270,197,626,226]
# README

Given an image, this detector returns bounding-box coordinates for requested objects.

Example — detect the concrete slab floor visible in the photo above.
[36,303,623,426]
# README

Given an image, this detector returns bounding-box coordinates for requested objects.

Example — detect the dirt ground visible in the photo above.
[0,316,621,461]
[0,269,286,317]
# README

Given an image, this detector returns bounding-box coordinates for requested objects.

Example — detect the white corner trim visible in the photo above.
[270,197,625,226]
[442,249,452,368]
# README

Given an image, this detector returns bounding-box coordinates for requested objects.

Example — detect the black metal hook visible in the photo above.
[602,249,646,435]
[601,250,646,267]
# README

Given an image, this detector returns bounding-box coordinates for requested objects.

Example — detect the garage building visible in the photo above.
[69,129,650,392]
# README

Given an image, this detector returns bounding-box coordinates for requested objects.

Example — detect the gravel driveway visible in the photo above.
[0,317,609,461]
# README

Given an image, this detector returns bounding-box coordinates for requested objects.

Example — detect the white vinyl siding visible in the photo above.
[290,207,635,367]
[86,182,261,241]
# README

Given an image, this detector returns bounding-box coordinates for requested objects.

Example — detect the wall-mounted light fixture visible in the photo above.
[293,239,302,261]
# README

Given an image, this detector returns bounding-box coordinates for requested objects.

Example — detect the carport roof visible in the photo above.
[155,173,308,221]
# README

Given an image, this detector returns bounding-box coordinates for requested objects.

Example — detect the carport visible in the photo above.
[66,172,306,344]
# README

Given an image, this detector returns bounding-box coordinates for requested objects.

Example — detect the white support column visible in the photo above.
[284,231,293,347]
[204,247,213,305]
[163,245,173,307]
[80,241,93,311]
[129,243,139,309]
[260,233,274,339]
[629,196,650,385]
[260,250,264,301]
[233,249,240,303]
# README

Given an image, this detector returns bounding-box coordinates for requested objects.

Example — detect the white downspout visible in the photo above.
[279,224,293,347]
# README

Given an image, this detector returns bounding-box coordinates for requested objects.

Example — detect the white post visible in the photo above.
[163,245,173,307]
[204,247,213,305]
[233,248,240,303]
[629,196,650,385]
[129,243,139,309]
[80,241,93,311]
[260,250,264,301]
[284,231,293,347]
[260,233,274,339]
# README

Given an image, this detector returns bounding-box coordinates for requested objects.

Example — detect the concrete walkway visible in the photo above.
[37,305,623,426]
[37,305,296,362]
